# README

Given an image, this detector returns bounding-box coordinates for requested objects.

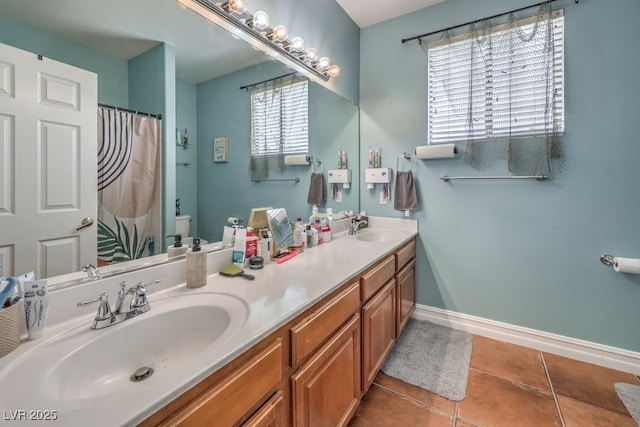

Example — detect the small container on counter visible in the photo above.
[186,238,207,288]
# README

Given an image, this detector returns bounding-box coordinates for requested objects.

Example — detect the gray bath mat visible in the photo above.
[381,319,473,401]
[615,383,640,425]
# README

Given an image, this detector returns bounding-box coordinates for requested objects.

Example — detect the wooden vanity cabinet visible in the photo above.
[141,237,417,427]
[290,282,361,427]
[396,258,416,337]
[153,338,284,427]
[291,315,361,427]
[242,391,285,427]
[395,239,416,337]
[360,238,417,393]
[361,280,396,392]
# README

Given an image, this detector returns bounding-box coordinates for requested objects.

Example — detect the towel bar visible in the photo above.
[440,175,548,182]
[252,177,300,183]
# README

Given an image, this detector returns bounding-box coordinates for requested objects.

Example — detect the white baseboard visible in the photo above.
[413,304,640,376]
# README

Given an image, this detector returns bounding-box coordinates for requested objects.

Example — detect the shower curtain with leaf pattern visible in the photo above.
[97,108,162,264]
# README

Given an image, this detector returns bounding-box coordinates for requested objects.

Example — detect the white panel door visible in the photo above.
[0,42,97,279]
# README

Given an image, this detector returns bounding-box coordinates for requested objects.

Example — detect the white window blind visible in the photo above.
[251,79,308,157]
[427,10,564,145]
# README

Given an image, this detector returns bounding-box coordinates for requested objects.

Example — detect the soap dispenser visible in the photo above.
[167,234,188,258]
[186,237,207,288]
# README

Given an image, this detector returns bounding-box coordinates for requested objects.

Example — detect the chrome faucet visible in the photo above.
[349,218,369,235]
[77,280,160,330]
[81,264,101,280]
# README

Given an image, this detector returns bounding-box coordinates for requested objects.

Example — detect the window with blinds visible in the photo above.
[427,10,564,145]
[251,79,308,156]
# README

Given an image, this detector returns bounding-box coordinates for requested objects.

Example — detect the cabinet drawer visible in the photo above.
[360,255,395,302]
[164,339,283,426]
[290,281,360,367]
[395,239,416,271]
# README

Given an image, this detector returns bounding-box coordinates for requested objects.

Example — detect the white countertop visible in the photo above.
[0,217,417,426]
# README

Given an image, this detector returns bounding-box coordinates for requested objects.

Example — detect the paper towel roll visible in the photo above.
[415,144,457,160]
[284,154,311,165]
[613,257,640,274]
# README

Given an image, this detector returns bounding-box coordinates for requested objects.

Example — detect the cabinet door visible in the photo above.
[396,259,416,337]
[361,279,396,393]
[243,391,285,427]
[291,315,361,427]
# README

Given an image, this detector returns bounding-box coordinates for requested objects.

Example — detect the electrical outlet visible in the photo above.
[335,191,343,203]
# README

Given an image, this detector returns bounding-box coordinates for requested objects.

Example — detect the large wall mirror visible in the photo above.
[0,0,359,285]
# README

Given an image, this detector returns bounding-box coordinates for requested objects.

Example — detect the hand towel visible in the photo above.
[307,172,326,206]
[394,170,418,211]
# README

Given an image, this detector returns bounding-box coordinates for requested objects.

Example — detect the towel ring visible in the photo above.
[312,157,323,174]
[396,153,414,173]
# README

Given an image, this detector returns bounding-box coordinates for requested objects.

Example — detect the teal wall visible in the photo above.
[196,62,360,243]
[128,44,177,252]
[176,79,198,236]
[360,0,640,351]
[0,16,128,106]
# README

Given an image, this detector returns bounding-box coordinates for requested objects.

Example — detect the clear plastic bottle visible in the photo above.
[313,219,323,244]
[293,217,305,246]
[311,227,319,247]
[306,225,313,248]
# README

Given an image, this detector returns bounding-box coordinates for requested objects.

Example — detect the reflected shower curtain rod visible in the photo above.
[401,0,577,44]
[98,103,162,120]
[240,72,299,91]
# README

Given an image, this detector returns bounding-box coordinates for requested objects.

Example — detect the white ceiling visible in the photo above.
[336,0,448,28]
[0,0,269,84]
[0,0,447,83]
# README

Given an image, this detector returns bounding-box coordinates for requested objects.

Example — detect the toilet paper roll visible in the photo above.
[613,257,640,274]
[284,154,311,165]
[415,144,457,160]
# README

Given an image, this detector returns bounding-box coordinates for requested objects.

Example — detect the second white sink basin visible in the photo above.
[355,228,401,243]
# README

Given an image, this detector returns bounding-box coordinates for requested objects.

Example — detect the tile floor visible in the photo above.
[349,335,640,427]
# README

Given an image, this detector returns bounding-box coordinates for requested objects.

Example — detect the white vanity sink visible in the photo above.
[355,228,402,243]
[0,292,248,424]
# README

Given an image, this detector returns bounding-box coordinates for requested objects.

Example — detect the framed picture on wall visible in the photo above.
[213,136,229,163]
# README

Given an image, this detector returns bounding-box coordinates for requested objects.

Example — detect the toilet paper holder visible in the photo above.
[600,254,615,266]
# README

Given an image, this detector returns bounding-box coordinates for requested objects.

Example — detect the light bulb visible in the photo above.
[271,25,288,42]
[328,64,341,77]
[248,10,269,30]
[305,48,318,63]
[290,36,305,53]
[318,57,331,70]
[224,0,246,14]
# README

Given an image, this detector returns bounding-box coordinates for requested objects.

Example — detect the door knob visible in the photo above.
[76,217,94,231]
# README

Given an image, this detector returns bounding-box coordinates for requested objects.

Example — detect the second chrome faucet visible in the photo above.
[77,280,160,330]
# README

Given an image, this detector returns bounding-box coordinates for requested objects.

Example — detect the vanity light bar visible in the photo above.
[178,0,334,83]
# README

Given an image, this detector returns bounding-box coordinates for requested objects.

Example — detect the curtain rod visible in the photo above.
[401,0,577,44]
[240,72,299,91]
[98,103,162,120]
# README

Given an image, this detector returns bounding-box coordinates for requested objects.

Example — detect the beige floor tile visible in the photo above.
[558,395,637,427]
[458,369,561,427]
[349,383,453,427]
[543,352,636,415]
[471,336,550,391]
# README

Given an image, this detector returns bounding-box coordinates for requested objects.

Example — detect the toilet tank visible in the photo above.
[176,215,191,237]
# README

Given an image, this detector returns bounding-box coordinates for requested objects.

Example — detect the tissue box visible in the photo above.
[0,301,22,358]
